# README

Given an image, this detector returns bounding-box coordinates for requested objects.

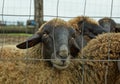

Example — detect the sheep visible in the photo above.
[0,20,119,84]
[10,18,83,83]
[1,33,120,84]
[68,16,107,40]
[0,18,86,83]
[98,17,119,32]
[0,46,80,84]
[77,33,120,84]
[0,54,80,84]
[68,16,107,55]
[16,18,81,62]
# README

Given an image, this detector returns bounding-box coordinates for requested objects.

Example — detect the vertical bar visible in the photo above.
[105,66,108,84]
[51,0,60,83]
[24,0,32,83]
[81,0,87,83]
[105,0,114,83]
[2,0,5,21]
[0,0,5,59]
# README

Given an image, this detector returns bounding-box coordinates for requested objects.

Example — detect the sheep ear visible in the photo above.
[117,57,120,71]
[16,34,42,49]
[78,20,84,25]
[70,38,80,57]
[77,20,84,30]
[115,27,120,32]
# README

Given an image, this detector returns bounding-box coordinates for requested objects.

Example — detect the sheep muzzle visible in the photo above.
[51,45,71,70]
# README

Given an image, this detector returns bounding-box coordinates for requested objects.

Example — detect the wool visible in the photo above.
[78,33,120,84]
[68,16,99,31]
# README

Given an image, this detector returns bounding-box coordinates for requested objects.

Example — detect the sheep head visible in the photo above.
[77,17,107,39]
[16,18,80,70]
[98,17,116,32]
[69,16,107,39]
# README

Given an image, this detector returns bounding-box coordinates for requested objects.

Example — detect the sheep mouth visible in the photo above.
[51,53,71,69]
[53,63,69,70]
[51,59,70,70]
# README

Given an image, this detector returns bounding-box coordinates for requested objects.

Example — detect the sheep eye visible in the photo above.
[70,31,76,38]
[42,32,50,42]
[43,33,48,37]
[42,32,49,39]
[72,33,76,38]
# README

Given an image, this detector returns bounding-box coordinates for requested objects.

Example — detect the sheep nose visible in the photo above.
[59,45,69,57]
[59,55,67,59]
[59,53,68,65]
[59,50,68,57]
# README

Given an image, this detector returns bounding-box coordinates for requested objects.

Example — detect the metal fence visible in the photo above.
[0,0,120,84]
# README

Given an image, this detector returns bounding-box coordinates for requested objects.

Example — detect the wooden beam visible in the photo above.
[34,0,43,31]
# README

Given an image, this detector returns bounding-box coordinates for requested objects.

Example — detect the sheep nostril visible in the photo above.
[59,55,67,59]
[59,56,67,65]
[62,60,66,64]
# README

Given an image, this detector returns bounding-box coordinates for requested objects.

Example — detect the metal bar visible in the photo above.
[1,14,120,19]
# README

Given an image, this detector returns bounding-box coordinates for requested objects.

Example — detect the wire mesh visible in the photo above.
[0,0,120,84]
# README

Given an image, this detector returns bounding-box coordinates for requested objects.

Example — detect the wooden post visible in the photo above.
[34,0,43,31]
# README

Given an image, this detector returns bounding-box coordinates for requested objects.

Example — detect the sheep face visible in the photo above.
[16,20,80,70]
[41,25,79,69]
[78,20,107,39]
[98,17,116,32]
[68,16,107,39]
